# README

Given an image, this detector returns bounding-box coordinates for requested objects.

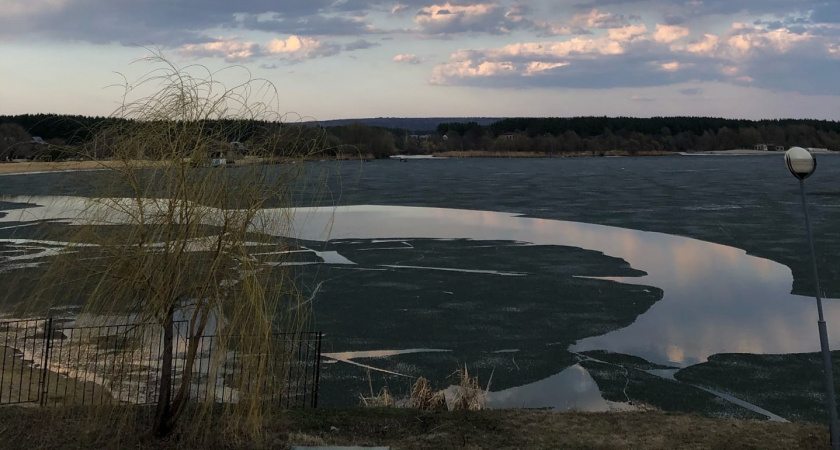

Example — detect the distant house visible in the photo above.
[754,143,785,152]
[6,136,46,160]
[502,133,515,141]
[204,141,249,167]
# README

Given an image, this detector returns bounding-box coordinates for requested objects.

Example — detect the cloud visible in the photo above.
[413,2,529,35]
[392,3,411,15]
[345,38,379,51]
[428,21,840,95]
[0,0,329,45]
[654,24,690,44]
[393,53,424,64]
[533,21,588,37]
[575,0,827,19]
[0,0,389,45]
[679,88,703,95]
[684,34,720,56]
[179,36,262,62]
[265,35,342,61]
[571,9,630,29]
[523,61,569,76]
[237,13,378,36]
[0,0,69,16]
[430,24,657,86]
[175,34,345,63]
[607,24,648,41]
[534,8,631,37]
[3,0,839,96]
[658,61,686,72]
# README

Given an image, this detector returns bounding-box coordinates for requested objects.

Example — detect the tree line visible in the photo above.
[2,113,839,160]
[437,117,840,154]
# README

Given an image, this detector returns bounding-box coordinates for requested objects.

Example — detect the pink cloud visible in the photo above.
[265,35,340,61]
[179,37,260,63]
[654,24,690,44]
[393,53,424,64]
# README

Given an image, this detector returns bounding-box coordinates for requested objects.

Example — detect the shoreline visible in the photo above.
[0,345,112,406]
[0,149,834,176]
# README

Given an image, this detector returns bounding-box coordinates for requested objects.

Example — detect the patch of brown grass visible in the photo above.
[0,406,829,449]
[359,386,396,408]
[408,377,447,411]
[450,365,490,411]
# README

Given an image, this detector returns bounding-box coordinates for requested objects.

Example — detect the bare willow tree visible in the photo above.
[37,52,328,438]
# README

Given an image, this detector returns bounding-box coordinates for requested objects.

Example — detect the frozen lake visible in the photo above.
[2,154,840,419]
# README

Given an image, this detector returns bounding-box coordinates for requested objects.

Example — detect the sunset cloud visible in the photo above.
[429,20,840,95]
[2,0,840,118]
[413,2,529,35]
[654,24,690,44]
[393,53,424,64]
[265,35,341,61]
[570,9,631,29]
[179,37,261,62]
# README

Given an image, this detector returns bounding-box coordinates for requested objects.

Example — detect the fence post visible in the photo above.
[39,318,53,406]
[312,332,322,409]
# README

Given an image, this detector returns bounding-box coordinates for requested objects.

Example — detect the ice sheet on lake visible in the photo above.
[2,196,838,370]
[380,264,525,276]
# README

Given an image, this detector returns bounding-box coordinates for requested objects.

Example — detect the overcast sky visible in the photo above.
[2,0,840,120]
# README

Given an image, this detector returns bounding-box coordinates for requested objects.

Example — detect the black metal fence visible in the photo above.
[0,317,322,408]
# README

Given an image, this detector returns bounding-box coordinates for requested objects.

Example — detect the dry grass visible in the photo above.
[450,365,490,411]
[359,370,396,407]
[361,366,489,412]
[0,405,830,449]
[408,377,447,411]
[359,386,396,408]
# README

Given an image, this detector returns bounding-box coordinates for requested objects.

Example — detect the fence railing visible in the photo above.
[0,317,322,408]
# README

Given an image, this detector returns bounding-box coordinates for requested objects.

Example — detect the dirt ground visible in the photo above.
[1,346,112,406]
[0,161,115,175]
[0,406,830,449]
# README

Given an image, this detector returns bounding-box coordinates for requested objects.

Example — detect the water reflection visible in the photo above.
[275,204,840,367]
[484,364,630,411]
[2,197,838,370]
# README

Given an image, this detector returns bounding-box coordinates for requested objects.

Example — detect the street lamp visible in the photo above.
[786,146,839,449]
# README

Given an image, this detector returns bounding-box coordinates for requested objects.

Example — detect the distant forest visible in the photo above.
[1,113,839,160]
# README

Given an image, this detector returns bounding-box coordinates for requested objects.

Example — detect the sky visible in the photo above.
[2,0,840,120]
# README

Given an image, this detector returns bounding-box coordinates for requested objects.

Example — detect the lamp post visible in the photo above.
[785,146,839,449]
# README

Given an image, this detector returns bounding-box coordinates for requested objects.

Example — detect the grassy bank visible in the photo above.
[432,150,675,158]
[0,150,677,175]
[0,406,828,449]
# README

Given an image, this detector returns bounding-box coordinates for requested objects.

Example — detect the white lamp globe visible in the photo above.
[785,147,817,180]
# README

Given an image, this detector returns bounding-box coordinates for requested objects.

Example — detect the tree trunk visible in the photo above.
[166,309,210,427]
[154,307,175,437]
